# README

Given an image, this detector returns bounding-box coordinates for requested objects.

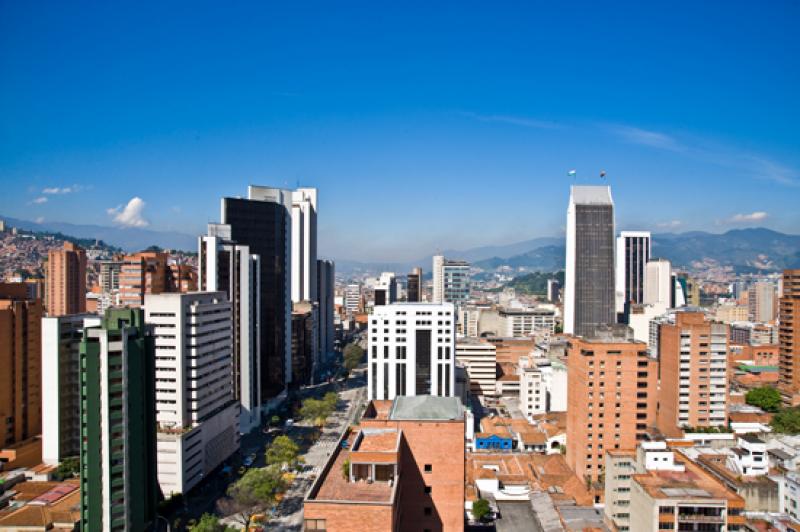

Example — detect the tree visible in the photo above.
[270,415,281,427]
[266,435,299,468]
[222,466,286,525]
[745,386,781,413]
[55,456,80,480]
[300,397,334,427]
[190,513,237,532]
[472,498,491,521]
[323,391,338,409]
[343,343,365,371]
[342,458,350,480]
[771,407,800,434]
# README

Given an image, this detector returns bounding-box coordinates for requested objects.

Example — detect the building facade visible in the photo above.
[749,281,777,323]
[455,338,497,398]
[118,251,169,307]
[779,269,800,405]
[79,308,158,531]
[317,259,336,360]
[344,283,361,315]
[644,258,672,307]
[564,186,615,337]
[407,267,422,302]
[432,255,470,305]
[46,242,87,316]
[144,292,240,496]
[368,303,455,401]
[615,231,651,316]
[291,188,318,303]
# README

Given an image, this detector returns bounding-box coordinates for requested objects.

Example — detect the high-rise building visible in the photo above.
[779,270,800,406]
[644,258,672,307]
[144,292,240,496]
[615,231,651,315]
[46,242,87,316]
[564,186,615,337]
[749,281,777,323]
[373,272,397,307]
[547,278,561,303]
[316,259,335,360]
[79,308,158,531]
[656,311,728,437]
[221,185,292,397]
[118,251,169,307]
[199,224,262,432]
[344,283,361,315]
[432,255,470,305]
[0,284,43,449]
[291,300,318,387]
[407,267,422,302]
[291,188,318,303]
[566,326,657,482]
[41,313,101,465]
[367,302,455,401]
[98,260,123,293]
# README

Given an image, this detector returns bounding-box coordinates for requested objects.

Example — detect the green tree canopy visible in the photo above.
[771,407,800,434]
[224,465,286,523]
[190,513,237,532]
[300,397,334,427]
[472,498,491,521]
[265,435,299,468]
[745,386,781,413]
[343,343,365,371]
[55,456,80,481]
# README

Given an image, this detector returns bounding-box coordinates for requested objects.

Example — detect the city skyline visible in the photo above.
[2,2,799,262]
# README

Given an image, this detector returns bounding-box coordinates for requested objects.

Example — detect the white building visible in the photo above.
[41,313,101,465]
[615,231,651,314]
[291,188,318,303]
[367,302,455,400]
[644,258,672,307]
[627,302,669,344]
[432,255,471,305]
[344,283,361,314]
[518,355,567,418]
[373,272,397,306]
[779,472,800,522]
[199,224,262,433]
[145,292,240,496]
[499,307,555,338]
[749,281,777,323]
[455,338,497,397]
[731,434,769,476]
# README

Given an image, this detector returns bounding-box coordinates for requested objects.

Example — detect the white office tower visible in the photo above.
[748,281,777,323]
[316,259,335,360]
[432,255,471,305]
[374,272,397,306]
[644,259,672,307]
[291,188,318,303]
[199,224,262,433]
[41,314,101,465]
[344,283,361,314]
[145,292,240,496]
[547,279,561,303]
[615,231,651,314]
[564,186,615,336]
[367,302,455,400]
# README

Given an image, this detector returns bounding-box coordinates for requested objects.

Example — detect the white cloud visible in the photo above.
[42,184,82,195]
[107,197,149,227]
[31,196,48,204]
[729,211,768,223]
[460,111,562,130]
[609,125,686,152]
[656,220,682,229]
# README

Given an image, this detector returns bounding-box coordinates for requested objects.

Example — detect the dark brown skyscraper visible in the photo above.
[407,267,422,302]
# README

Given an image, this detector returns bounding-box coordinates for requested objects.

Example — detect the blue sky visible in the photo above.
[1,1,798,261]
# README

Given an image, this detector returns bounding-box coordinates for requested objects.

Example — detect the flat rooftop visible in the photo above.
[632,456,744,506]
[310,439,395,504]
[388,396,464,421]
[355,429,399,452]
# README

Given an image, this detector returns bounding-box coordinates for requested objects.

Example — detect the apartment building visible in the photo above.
[455,338,497,398]
[45,242,86,316]
[749,281,777,323]
[368,303,455,401]
[304,396,466,532]
[118,251,169,307]
[79,308,158,531]
[144,292,240,496]
[779,270,800,405]
[566,326,657,483]
[344,283,362,315]
[519,356,567,418]
[657,311,728,438]
[41,313,101,465]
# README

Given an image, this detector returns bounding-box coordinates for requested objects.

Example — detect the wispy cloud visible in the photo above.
[728,211,768,223]
[42,184,83,195]
[609,125,686,152]
[31,196,48,204]
[107,197,149,228]
[460,111,562,130]
[656,220,682,229]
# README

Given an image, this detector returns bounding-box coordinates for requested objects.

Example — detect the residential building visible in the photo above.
[675,272,700,307]
[455,338,497,397]
[303,396,466,532]
[519,355,567,418]
[432,255,471,305]
[615,231,651,315]
[564,185,615,337]
[715,303,749,324]
[344,283,362,315]
[779,270,800,405]
[656,311,728,437]
[749,281,778,323]
[566,326,657,482]
[547,278,560,303]
[407,267,423,302]
[198,224,262,432]
[41,313,101,465]
[291,187,318,303]
[317,259,335,360]
[98,259,122,293]
[144,292,239,496]
[498,307,555,338]
[167,261,197,293]
[367,303,455,401]
[291,300,318,387]
[220,185,292,398]
[45,242,86,316]
[644,258,672,307]
[0,283,43,449]
[0,478,81,530]
[118,251,169,307]
[79,308,158,531]
[373,272,397,307]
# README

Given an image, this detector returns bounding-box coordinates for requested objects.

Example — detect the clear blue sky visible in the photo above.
[1,1,798,261]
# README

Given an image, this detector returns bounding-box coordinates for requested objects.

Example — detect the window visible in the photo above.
[424,486,432,494]
[304,519,326,530]
[424,464,432,473]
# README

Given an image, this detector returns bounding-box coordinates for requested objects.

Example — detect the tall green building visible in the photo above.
[79,308,158,531]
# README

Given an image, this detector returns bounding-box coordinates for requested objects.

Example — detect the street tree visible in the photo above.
[222,466,286,525]
[266,435,300,469]
[300,397,334,427]
[190,513,238,532]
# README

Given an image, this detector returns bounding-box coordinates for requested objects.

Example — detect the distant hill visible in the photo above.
[0,215,197,252]
[502,270,565,295]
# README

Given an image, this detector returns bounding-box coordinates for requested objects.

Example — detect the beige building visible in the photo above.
[455,338,497,397]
